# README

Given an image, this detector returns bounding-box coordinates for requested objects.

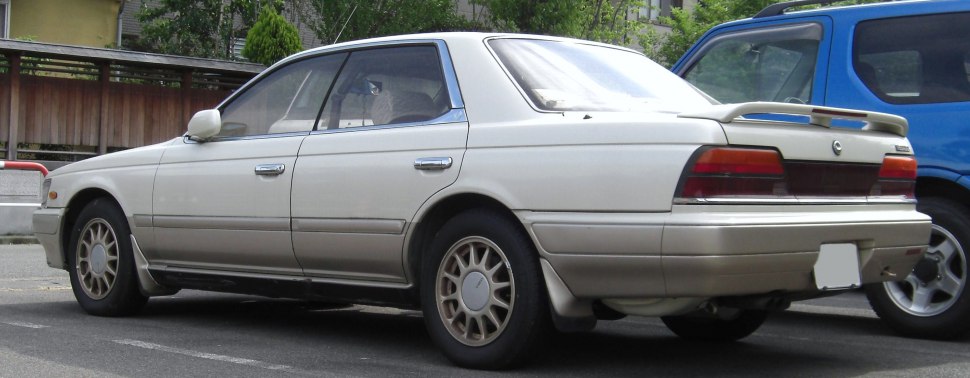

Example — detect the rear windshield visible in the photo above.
[489,38,711,112]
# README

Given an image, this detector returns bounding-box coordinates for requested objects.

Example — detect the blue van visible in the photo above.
[673,0,970,339]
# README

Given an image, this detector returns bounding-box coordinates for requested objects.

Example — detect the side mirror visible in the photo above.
[187,109,222,142]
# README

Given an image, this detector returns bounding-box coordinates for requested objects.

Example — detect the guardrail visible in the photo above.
[0,160,45,209]
[0,161,49,176]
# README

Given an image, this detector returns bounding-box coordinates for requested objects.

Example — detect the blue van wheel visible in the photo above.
[865,197,970,339]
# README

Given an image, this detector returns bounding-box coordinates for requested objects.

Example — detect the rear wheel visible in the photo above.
[67,198,147,316]
[865,197,970,339]
[661,309,767,341]
[420,209,549,369]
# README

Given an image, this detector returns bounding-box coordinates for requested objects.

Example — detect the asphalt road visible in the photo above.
[1,244,968,377]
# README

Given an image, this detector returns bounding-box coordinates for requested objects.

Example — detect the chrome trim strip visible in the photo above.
[292,218,406,234]
[152,215,290,231]
[673,197,917,205]
[435,40,465,109]
[309,109,467,136]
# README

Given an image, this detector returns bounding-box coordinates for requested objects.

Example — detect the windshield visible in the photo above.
[489,38,712,112]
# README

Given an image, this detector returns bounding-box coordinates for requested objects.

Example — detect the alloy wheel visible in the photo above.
[75,218,120,300]
[435,236,515,346]
[883,224,967,317]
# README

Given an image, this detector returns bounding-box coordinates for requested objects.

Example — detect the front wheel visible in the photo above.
[420,209,549,370]
[67,198,147,316]
[661,309,767,341]
[865,197,970,339]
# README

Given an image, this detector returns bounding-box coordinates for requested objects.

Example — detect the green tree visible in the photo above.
[585,0,647,45]
[242,6,303,65]
[473,0,587,36]
[137,0,284,59]
[307,0,468,44]
[472,0,647,46]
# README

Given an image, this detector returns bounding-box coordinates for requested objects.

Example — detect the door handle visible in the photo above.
[255,163,285,176]
[414,157,453,170]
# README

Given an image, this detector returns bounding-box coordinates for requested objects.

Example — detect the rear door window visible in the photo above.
[682,23,822,104]
[854,12,970,104]
[319,45,450,129]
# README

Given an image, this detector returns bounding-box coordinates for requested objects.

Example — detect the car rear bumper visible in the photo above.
[33,208,66,270]
[521,204,931,299]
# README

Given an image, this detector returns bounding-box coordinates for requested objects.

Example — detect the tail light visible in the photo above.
[677,147,917,202]
[871,155,917,199]
[678,147,791,199]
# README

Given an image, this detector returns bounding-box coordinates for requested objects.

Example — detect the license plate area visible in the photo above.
[813,243,861,290]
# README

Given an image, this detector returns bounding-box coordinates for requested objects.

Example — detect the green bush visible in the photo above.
[241,6,303,66]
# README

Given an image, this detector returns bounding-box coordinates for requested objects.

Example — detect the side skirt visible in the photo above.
[150,268,419,309]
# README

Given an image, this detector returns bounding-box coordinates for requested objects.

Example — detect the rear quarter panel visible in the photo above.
[453,114,727,212]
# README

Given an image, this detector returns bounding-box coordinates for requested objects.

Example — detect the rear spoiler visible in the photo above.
[678,102,908,137]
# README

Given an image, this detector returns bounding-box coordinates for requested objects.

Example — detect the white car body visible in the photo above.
[33,32,931,368]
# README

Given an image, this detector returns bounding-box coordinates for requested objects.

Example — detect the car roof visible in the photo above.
[280,32,638,67]
[716,0,969,28]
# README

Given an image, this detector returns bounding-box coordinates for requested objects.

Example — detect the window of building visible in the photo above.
[639,0,684,21]
[0,0,10,39]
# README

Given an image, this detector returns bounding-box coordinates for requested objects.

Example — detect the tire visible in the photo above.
[66,198,148,316]
[420,209,550,370]
[864,197,970,339]
[661,309,767,341]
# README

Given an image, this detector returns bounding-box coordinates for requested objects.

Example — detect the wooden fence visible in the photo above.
[0,40,264,163]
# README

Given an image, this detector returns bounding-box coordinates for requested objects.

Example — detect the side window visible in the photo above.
[219,53,346,137]
[321,46,449,130]
[854,12,970,104]
[683,23,822,104]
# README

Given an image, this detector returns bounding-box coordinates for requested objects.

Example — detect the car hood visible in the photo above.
[49,138,180,178]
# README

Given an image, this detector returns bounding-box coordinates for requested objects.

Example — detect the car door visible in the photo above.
[150,53,346,276]
[291,42,468,283]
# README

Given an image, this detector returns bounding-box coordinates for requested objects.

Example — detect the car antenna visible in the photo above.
[334,3,359,44]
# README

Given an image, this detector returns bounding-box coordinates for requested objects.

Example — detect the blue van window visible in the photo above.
[854,12,970,104]
[682,23,821,104]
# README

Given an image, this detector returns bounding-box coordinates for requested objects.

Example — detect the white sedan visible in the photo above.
[33,33,931,369]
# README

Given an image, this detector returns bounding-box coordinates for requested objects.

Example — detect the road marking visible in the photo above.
[114,339,292,371]
[2,321,49,329]
[0,276,68,282]
[0,286,71,292]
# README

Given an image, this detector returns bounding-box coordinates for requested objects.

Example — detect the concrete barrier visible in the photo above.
[0,170,43,235]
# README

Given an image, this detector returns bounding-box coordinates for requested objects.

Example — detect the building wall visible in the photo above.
[10,0,121,47]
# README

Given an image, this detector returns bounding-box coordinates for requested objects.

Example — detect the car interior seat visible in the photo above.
[370,89,439,125]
